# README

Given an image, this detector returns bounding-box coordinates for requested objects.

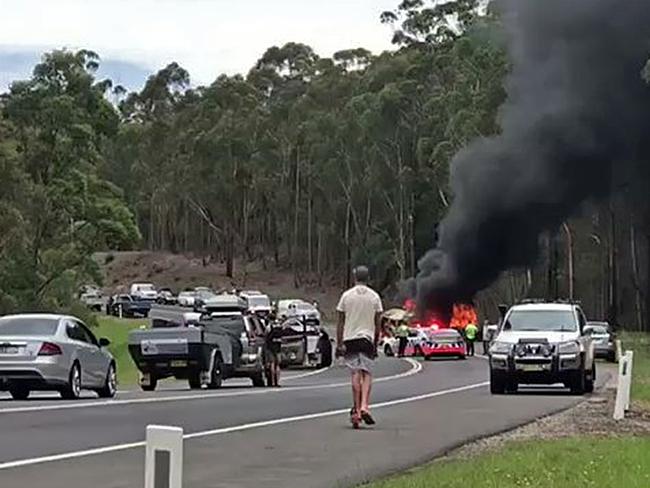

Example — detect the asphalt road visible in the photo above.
[0,356,612,488]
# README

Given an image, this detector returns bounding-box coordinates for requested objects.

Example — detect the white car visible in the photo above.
[240,291,272,316]
[489,301,595,395]
[130,283,158,301]
[276,299,321,323]
[177,291,197,308]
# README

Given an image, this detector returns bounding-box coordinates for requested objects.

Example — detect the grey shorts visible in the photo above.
[345,352,374,373]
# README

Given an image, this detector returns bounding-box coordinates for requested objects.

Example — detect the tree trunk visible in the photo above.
[317,224,323,287]
[345,203,352,289]
[293,149,300,287]
[409,194,416,277]
[546,232,559,300]
[562,222,575,300]
[148,195,155,250]
[630,221,643,331]
[607,203,618,326]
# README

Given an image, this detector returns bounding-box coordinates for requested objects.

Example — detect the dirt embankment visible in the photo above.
[95,251,343,314]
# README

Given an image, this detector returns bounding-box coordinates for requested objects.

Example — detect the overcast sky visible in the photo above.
[0,0,397,90]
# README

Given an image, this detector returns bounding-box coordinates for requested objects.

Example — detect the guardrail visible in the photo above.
[145,425,183,488]
[613,349,634,420]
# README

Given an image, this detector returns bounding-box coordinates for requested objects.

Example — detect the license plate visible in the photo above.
[170,360,187,368]
[0,346,18,354]
[519,363,548,372]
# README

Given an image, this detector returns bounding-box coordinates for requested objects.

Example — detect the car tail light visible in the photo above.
[38,342,62,356]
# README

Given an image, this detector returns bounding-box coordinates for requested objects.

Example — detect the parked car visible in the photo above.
[276,317,333,368]
[129,297,267,390]
[108,294,152,318]
[584,321,616,362]
[130,283,158,301]
[0,314,116,400]
[156,288,177,305]
[80,290,105,312]
[240,291,272,320]
[193,290,221,312]
[489,301,595,395]
[276,299,321,323]
[177,291,197,308]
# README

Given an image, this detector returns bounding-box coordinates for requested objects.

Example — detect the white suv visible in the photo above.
[489,302,595,395]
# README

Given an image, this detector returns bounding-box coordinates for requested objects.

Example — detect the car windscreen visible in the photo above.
[0,317,59,336]
[247,296,270,308]
[585,325,609,335]
[504,310,577,332]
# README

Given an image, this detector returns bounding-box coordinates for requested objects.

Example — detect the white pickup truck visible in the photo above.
[489,301,595,395]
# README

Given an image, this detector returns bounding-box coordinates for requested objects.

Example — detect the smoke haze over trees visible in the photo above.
[0,0,649,331]
[415,0,650,323]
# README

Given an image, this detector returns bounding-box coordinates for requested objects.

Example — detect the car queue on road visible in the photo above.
[0,289,616,401]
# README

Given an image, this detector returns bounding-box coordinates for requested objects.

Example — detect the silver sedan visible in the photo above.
[0,314,116,400]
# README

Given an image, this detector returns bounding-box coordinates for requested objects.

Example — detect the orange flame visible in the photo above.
[449,303,478,330]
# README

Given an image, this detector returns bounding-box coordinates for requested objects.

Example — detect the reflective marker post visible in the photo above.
[613,351,633,420]
[624,350,634,411]
[145,425,183,488]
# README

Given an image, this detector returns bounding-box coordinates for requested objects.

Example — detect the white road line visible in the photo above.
[0,377,487,471]
[0,360,418,415]
[114,366,332,394]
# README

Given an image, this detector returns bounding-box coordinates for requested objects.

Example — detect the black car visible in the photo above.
[108,294,152,318]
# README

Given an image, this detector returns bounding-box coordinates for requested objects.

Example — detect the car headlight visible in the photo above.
[558,341,580,354]
[490,341,512,354]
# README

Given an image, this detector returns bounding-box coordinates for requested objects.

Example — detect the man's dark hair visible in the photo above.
[353,266,369,283]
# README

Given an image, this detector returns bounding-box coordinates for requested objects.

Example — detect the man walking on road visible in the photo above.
[336,266,383,429]
[465,322,478,357]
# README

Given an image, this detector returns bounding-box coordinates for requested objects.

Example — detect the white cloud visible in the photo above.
[0,0,397,85]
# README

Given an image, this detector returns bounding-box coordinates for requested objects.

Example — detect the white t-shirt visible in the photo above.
[336,285,383,342]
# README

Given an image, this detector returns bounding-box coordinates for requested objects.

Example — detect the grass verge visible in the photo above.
[363,437,650,488]
[94,315,146,386]
[621,332,650,409]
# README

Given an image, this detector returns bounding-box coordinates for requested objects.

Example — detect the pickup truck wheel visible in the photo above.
[251,372,265,387]
[569,369,586,395]
[140,374,158,391]
[490,371,506,395]
[188,371,202,389]
[9,386,30,400]
[505,380,518,394]
[585,364,595,394]
[207,357,223,389]
[319,339,333,368]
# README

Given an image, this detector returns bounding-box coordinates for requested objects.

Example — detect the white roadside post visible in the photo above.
[145,425,183,488]
[613,351,633,420]
[624,350,634,411]
[615,339,623,362]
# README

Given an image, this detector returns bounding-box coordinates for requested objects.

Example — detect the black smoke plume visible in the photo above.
[416,0,650,316]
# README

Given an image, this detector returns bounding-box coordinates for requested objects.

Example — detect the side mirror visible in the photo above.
[99,338,111,347]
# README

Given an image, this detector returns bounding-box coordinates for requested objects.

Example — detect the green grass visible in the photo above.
[94,315,147,386]
[621,332,650,408]
[363,437,650,488]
